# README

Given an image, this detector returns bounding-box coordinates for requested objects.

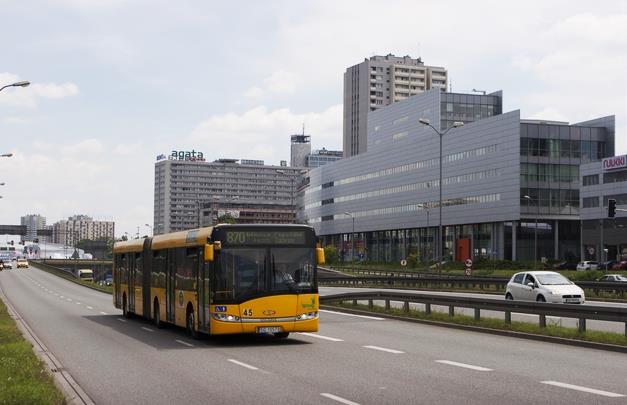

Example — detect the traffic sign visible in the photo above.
[400,259,407,267]
[465,268,472,276]
[464,258,473,268]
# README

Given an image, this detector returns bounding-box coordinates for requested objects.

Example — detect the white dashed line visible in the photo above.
[86,306,93,310]
[117,318,127,323]
[435,360,493,371]
[175,339,194,347]
[227,359,258,370]
[141,327,154,332]
[320,393,361,405]
[76,302,81,305]
[100,311,107,315]
[541,381,625,398]
[60,296,65,299]
[66,298,72,302]
[298,332,344,342]
[319,309,384,320]
[363,345,404,354]
[54,293,59,296]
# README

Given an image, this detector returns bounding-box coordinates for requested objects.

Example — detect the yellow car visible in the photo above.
[16,259,29,269]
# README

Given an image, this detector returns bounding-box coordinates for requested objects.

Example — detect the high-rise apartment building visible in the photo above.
[343,54,448,157]
[154,157,305,234]
[20,214,47,243]
[52,215,115,246]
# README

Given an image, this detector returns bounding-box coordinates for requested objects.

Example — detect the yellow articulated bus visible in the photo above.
[113,224,324,338]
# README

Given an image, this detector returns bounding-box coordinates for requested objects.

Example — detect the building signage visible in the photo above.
[156,150,206,162]
[602,155,627,171]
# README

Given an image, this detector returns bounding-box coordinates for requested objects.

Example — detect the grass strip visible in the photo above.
[29,263,112,294]
[332,302,627,347]
[0,299,65,405]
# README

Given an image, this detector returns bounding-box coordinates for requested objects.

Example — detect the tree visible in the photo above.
[217,213,237,224]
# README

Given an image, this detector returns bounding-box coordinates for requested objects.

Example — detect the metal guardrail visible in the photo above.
[320,291,627,336]
[319,274,627,297]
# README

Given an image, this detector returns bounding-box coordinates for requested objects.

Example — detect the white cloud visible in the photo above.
[189,104,342,164]
[244,70,300,100]
[244,86,264,99]
[2,116,30,124]
[61,139,103,155]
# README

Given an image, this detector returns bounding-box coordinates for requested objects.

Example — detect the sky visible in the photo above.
[1,0,626,239]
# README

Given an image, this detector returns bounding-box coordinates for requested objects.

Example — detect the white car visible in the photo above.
[505,271,585,304]
[576,261,598,271]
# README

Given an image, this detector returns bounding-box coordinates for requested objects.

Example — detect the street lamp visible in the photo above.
[1,153,13,157]
[418,118,463,271]
[145,223,153,236]
[417,203,430,264]
[523,195,538,269]
[344,212,355,263]
[0,81,30,92]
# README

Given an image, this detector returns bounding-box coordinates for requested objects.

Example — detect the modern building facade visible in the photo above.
[301,89,615,263]
[20,214,47,243]
[154,157,304,234]
[343,54,448,158]
[52,215,115,247]
[307,148,343,168]
[580,154,627,262]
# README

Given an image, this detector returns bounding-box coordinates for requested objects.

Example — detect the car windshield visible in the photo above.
[214,247,315,303]
[616,275,627,281]
[536,273,572,285]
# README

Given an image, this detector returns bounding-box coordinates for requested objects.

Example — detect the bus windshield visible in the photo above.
[214,247,315,303]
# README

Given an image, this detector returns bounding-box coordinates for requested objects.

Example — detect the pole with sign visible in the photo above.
[464,258,473,276]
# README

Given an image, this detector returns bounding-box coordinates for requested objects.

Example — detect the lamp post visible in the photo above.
[344,212,355,263]
[1,153,13,158]
[276,169,295,223]
[145,224,153,236]
[417,203,430,264]
[0,81,30,93]
[418,118,463,271]
[524,195,538,269]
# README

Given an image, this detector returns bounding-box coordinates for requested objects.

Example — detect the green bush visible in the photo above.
[323,246,338,265]
[406,253,419,268]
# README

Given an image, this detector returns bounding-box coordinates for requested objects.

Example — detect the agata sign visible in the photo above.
[602,155,626,171]
[156,150,206,162]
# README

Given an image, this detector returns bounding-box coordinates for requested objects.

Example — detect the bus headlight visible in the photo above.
[296,312,318,321]
[212,313,241,322]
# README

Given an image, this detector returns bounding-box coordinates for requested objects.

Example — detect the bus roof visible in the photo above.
[113,238,145,253]
[151,227,214,250]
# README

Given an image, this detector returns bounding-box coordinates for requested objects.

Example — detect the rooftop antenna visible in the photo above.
[302,123,305,136]
[449,78,452,92]
[472,88,487,95]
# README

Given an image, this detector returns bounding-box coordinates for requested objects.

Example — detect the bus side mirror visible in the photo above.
[316,248,325,265]
[204,244,214,262]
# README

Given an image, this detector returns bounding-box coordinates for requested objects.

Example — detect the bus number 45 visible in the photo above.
[243,309,253,317]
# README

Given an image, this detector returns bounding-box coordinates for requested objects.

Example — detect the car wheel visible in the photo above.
[536,295,546,302]
[274,332,289,339]
[505,293,514,300]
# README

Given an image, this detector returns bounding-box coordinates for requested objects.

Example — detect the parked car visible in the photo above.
[599,260,617,270]
[597,274,627,282]
[576,261,599,271]
[553,261,577,270]
[505,271,585,304]
[611,261,627,270]
[16,259,28,268]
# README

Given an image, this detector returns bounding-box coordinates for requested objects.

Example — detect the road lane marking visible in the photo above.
[320,309,384,320]
[227,359,258,370]
[320,393,361,405]
[86,306,93,310]
[76,302,81,305]
[175,339,194,347]
[54,293,59,296]
[363,345,404,354]
[141,327,154,332]
[117,318,127,323]
[435,360,493,371]
[66,298,72,302]
[100,311,107,315]
[298,332,344,342]
[541,381,625,398]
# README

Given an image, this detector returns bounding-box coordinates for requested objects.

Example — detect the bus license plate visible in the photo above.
[257,326,282,334]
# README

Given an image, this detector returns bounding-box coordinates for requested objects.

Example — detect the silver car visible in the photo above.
[505,271,585,304]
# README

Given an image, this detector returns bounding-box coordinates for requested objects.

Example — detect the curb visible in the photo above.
[320,304,627,354]
[0,284,95,405]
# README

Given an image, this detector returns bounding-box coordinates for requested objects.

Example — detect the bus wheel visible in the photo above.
[186,307,198,339]
[122,294,131,318]
[274,332,289,339]
[153,300,162,329]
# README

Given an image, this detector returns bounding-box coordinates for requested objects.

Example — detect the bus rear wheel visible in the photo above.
[274,332,289,339]
[186,307,198,339]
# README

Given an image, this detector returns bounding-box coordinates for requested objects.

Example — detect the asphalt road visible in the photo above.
[1,266,626,404]
[320,286,627,334]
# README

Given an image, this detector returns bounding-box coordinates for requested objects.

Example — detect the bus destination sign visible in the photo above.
[224,231,306,245]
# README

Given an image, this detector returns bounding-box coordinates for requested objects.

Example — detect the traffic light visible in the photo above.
[608,199,616,218]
